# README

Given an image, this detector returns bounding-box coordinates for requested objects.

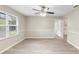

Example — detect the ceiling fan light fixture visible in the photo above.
[40,12,46,16]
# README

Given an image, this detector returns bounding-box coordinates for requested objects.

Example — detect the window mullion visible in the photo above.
[6,15,9,38]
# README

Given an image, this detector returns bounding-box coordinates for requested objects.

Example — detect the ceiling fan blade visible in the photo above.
[73,5,79,8]
[35,12,40,14]
[47,12,54,14]
[32,9,40,11]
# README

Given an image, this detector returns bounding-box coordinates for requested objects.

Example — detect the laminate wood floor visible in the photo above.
[3,38,79,54]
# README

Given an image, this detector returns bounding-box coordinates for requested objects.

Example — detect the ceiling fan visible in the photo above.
[32,5,54,16]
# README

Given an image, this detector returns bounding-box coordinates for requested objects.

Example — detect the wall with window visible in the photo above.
[0,5,26,53]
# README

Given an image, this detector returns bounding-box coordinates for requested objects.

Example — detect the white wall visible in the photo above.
[66,7,79,49]
[25,16,64,38]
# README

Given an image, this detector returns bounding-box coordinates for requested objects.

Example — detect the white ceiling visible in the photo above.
[8,5,74,16]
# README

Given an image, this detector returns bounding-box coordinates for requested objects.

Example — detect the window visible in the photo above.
[0,11,18,39]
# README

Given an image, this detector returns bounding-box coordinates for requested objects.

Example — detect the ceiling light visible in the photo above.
[40,12,46,16]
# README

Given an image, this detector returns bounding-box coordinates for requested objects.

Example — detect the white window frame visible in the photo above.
[0,10,18,40]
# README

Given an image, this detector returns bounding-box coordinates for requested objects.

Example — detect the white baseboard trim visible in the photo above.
[68,31,79,35]
[26,37,55,39]
[67,40,79,50]
[0,38,25,54]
